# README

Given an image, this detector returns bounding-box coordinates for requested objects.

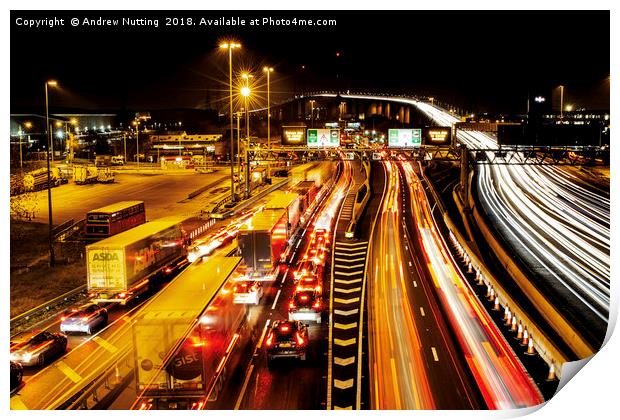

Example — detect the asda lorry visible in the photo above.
[86,218,187,304]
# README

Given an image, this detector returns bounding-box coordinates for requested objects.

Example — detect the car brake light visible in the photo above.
[265,332,274,347]
[280,325,290,332]
[296,332,305,346]
[233,286,238,292]
[313,301,321,309]
[60,316,66,321]
[300,295,309,301]
[82,316,89,321]
[315,286,322,293]
[118,292,126,299]
[289,302,296,309]
[165,267,172,273]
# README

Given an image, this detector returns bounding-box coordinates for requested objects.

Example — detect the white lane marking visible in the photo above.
[334,308,359,316]
[413,281,418,287]
[334,270,364,276]
[408,261,412,267]
[334,257,366,263]
[420,307,426,317]
[234,364,255,410]
[255,319,271,350]
[271,289,281,310]
[431,347,439,362]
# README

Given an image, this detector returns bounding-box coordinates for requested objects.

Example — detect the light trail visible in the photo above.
[400,160,544,409]
[368,160,435,409]
[319,93,609,329]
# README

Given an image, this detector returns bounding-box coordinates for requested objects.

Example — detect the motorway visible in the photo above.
[319,93,609,352]
[414,101,609,350]
[367,159,543,409]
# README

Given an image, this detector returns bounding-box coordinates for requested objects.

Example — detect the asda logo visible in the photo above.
[91,252,120,261]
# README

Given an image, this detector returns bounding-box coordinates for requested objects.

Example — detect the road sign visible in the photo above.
[422,127,452,146]
[307,129,340,148]
[345,152,355,160]
[372,152,382,161]
[282,126,307,146]
[388,129,422,148]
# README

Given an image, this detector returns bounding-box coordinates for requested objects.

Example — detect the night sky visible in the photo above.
[10,10,610,115]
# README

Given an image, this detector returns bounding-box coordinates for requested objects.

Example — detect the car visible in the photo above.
[296,275,323,296]
[232,280,264,305]
[10,331,67,367]
[288,290,322,324]
[264,320,309,366]
[10,361,23,391]
[60,303,108,335]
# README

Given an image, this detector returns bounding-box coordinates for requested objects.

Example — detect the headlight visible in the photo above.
[22,353,32,363]
[10,354,19,361]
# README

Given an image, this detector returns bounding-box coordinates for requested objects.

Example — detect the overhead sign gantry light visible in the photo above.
[388,129,422,148]
[307,129,340,148]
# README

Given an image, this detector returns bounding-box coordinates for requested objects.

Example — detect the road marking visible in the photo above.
[420,307,426,317]
[431,347,439,362]
[334,356,356,366]
[413,281,418,287]
[334,287,361,294]
[93,336,118,353]
[335,322,358,330]
[234,364,255,410]
[335,241,368,247]
[335,263,364,269]
[56,361,83,383]
[334,251,366,257]
[334,378,354,389]
[334,297,360,305]
[334,308,359,316]
[334,257,365,263]
[271,289,281,310]
[334,270,364,276]
[255,319,271,350]
[408,261,412,267]
[334,278,362,285]
[334,405,353,410]
[334,337,356,346]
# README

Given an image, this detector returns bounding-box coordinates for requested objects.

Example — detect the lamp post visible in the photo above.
[241,85,251,199]
[237,110,242,179]
[45,80,58,267]
[310,100,316,128]
[133,120,140,170]
[220,41,241,203]
[559,85,565,119]
[263,67,274,180]
[19,122,32,169]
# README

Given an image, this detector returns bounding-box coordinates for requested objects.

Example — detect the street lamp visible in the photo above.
[559,85,565,119]
[19,121,32,169]
[263,66,274,169]
[310,100,316,128]
[220,41,241,203]
[241,85,251,199]
[45,79,58,267]
[133,120,140,169]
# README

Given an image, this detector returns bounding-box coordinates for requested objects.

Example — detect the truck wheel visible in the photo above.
[38,354,45,367]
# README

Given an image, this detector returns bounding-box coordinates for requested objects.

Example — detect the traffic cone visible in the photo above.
[505,310,512,326]
[493,297,500,311]
[489,288,495,302]
[477,275,484,286]
[467,262,473,273]
[486,285,492,298]
[510,316,517,331]
[503,306,510,320]
[547,363,557,381]
[517,322,523,340]
[527,337,535,355]
[521,329,529,346]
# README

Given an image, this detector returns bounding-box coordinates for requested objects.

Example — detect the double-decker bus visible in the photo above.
[85,201,146,239]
